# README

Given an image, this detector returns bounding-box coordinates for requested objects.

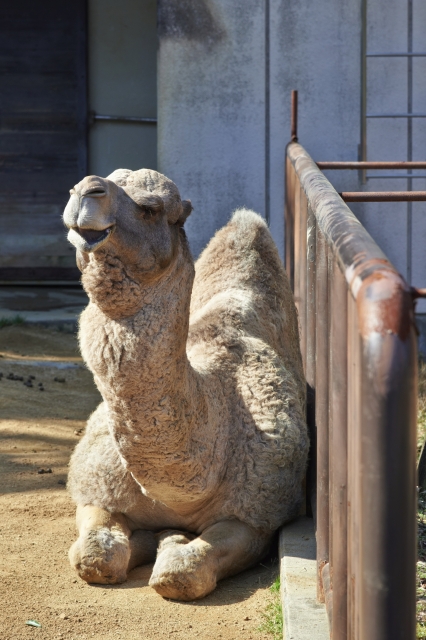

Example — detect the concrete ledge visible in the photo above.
[0,286,87,330]
[279,517,329,640]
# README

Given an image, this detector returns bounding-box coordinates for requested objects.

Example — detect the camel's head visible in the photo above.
[63,168,192,282]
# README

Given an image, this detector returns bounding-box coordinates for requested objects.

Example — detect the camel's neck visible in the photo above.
[79,240,224,505]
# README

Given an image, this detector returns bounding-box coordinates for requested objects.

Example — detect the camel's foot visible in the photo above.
[149,520,270,601]
[69,505,157,585]
[69,524,131,584]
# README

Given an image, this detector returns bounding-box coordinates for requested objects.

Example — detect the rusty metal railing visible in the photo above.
[285,115,419,639]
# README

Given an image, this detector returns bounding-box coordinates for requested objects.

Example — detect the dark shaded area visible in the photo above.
[158,0,225,46]
[0,268,81,282]
[0,286,86,312]
[0,429,78,494]
[0,0,87,282]
[117,556,279,607]
[305,381,315,520]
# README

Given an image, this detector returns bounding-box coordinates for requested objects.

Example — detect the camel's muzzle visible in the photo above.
[68,225,114,253]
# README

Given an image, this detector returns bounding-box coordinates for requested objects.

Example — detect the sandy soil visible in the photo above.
[0,325,277,640]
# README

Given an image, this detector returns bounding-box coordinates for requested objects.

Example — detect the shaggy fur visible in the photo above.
[64,168,308,600]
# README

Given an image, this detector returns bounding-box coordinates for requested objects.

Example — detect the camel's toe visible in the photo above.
[69,526,131,585]
[149,545,216,601]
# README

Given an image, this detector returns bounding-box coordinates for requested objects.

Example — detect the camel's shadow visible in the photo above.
[93,552,279,607]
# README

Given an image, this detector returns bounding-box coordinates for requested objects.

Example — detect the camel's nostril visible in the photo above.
[82,188,106,197]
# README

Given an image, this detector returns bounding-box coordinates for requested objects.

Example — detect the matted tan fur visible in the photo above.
[63,168,308,601]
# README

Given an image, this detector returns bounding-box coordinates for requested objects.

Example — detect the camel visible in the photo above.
[63,168,308,601]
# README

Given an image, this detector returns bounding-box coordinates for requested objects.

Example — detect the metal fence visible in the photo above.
[285,138,419,640]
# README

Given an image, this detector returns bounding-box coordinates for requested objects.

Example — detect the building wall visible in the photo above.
[88,0,157,177]
[359,0,426,315]
[158,0,426,327]
[158,0,362,259]
[158,0,267,258]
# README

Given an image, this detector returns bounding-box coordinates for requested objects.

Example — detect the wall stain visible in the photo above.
[158,0,225,46]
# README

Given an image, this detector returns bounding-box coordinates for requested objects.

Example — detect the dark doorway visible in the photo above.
[0,1,87,282]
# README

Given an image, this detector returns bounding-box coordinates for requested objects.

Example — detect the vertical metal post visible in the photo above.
[327,248,334,597]
[330,261,348,640]
[347,293,361,640]
[360,0,367,183]
[264,0,270,225]
[298,188,308,372]
[285,156,296,288]
[294,182,301,319]
[315,228,330,603]
[359,319,417,640]
[407,0,413,282]
[291,90,298,142]
[306,206,317,517]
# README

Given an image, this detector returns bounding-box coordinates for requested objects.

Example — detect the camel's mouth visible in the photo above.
[67,226,114,253]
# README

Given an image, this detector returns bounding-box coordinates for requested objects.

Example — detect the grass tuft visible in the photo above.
[258,576,283,639]
[0,315,25,329]
[418,358,426,460]
[418,358,426,638]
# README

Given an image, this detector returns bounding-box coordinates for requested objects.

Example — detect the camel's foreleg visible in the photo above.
[69,505,157,584]
[149,519,271,600]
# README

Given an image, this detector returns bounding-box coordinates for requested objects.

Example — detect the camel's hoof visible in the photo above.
[149,545,216,601]
[69,526,131,585]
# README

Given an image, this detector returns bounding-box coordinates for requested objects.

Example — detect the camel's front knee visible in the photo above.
[69,525,131,584]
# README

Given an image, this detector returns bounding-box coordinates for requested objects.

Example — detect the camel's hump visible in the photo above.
[191,208,287,313]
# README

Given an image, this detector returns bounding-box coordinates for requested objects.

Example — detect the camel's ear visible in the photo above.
[177,200,193,226]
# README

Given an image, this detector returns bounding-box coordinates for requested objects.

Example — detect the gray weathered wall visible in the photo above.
[158,0,361,259]
[158,0,426,322]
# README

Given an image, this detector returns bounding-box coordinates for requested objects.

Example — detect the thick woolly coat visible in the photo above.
[67,189,308,536]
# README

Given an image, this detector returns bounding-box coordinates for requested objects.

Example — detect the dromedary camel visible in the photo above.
[63,168,308,601]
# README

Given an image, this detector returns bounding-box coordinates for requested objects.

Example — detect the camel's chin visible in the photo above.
[67,226,114,253]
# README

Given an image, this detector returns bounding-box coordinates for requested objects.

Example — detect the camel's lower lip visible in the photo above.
[67,226,114,252]
[77,227,111,245]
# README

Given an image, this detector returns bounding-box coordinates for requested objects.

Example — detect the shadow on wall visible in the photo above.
[158,0,225,46]
[418,315,426,358]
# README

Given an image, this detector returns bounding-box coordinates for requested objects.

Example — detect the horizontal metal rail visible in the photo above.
[366,113,426,118]
[285,140,417,640]
[339,191,426,202]
[316,161,426,183]
[364,174,426,179]
[89,112,157,125]
[367,52,426,57]
[316,161,426,169]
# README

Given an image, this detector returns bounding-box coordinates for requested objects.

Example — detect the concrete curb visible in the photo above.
[279,517,329,640]
[0,286,87,331]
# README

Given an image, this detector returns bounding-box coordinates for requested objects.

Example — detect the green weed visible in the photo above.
[258,576,283,639]
[419,358,426,460]
[418,358,426,638]
[0,315,25,329]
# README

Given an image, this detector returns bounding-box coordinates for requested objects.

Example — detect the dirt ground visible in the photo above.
[0,325,277,640]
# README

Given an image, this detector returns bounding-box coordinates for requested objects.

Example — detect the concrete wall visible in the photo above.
[158,0,362,259]
[158,0,266,258]
[158,0,426,327]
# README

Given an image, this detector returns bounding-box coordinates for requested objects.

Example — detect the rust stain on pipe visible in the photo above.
[355,270,413,341]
